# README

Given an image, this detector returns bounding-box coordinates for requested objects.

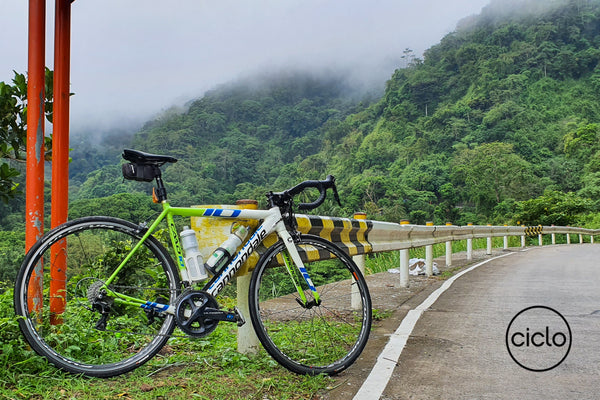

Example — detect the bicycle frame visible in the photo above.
[102,201,320,315]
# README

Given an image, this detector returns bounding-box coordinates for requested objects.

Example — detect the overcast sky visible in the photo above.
[1,0,491,133]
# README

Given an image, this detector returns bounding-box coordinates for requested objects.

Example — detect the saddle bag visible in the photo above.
[122,163,159,182]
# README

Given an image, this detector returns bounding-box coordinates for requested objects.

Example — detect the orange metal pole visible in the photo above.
[49,0,71,324]
[26,0,46,314]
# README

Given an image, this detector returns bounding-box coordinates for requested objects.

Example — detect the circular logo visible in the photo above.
[505,305,572,372]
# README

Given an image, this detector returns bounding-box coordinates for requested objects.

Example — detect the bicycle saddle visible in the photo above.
[122,149,178,164]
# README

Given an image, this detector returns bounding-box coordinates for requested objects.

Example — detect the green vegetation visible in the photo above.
[0,69,54,202]
[43,0,600,228]
[0,283,331,399]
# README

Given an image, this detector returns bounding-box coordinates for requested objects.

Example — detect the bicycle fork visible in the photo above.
[277,229,321,309]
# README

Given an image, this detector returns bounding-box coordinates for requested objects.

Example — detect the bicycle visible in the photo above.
[14,149,372,378]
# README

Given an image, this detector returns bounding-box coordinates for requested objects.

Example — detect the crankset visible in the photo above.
[175,290,245,338]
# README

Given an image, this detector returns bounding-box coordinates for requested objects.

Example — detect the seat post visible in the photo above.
[154,175,168,202]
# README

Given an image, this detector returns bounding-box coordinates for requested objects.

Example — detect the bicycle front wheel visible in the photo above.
[249,234,371,375]
[13,217,180,378]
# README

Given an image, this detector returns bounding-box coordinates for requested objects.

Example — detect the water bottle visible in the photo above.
[180,226,208,282]
[205,225,249,275]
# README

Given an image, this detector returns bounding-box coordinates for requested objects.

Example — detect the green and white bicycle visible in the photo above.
[14,149,372,378]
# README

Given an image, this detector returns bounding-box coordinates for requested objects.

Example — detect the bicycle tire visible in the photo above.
[248,234,372,375]
[13,216,181,378]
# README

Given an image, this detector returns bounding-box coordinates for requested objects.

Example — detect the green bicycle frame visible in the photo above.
[101,201,321,313]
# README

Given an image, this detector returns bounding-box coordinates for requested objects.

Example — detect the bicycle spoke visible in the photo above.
[250,235,371,375]
[14,217,180,378]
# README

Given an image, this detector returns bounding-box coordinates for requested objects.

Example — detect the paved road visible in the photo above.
[360,245,600,400]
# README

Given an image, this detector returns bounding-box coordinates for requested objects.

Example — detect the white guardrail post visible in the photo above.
[425,221,434,276]
[486,224,493,255]
[445,222,453,267]
[399,219,411,288]
[352,212,368,308]
[466,223,473,260]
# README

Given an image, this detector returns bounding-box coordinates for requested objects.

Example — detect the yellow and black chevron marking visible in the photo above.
[296,215,373,256]
[524,226,543,237]
[245,215,373,270]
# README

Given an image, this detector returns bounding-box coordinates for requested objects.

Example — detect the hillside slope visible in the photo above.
[69,0,600,227]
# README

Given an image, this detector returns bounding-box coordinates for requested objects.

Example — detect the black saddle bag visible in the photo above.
[122,163,159,182]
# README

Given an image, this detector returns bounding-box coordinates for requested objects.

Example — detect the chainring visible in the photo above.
[175,290,220,337]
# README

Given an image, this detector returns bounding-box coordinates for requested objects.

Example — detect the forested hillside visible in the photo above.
[276,0,600,224]
[102,0,600,226]
[3,0,600,280]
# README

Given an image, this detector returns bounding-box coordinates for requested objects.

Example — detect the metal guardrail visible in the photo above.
[197,208,598,354]
[293,215,599,256]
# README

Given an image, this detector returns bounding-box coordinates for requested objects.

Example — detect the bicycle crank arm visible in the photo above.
[201,307,246,326]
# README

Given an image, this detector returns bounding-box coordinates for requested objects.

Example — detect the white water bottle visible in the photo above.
[205,225,249,275]
[180,226,208,282]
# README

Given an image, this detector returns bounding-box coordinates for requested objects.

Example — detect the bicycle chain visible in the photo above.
[82,281,189,339]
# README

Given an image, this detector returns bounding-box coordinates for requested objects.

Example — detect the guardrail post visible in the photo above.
[592,235,595,244]
[551,225,556,244]
[486,224,492,255]
[445,222,453,267]
[237,273,260,354]
[400,249,409,288]
[352,213,367,308]
[538,232,543,246]
[399,220,410,288]
[567,233,571,244]
[579,234,583,244]
[425,221,434,276]
[503,224,508,250]
[466,223,473,260]
[521,225,526,247]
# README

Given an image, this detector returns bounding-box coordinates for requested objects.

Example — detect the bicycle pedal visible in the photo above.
[233,306,246,327]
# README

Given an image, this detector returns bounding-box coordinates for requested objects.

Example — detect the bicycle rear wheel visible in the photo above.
[248,234,371,375]
[13,217,180,378]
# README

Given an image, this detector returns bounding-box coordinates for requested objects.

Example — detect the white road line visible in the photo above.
[353,252,515,400]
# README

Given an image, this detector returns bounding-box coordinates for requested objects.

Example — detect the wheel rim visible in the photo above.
[15,219,178,376]
[251,237,371,374]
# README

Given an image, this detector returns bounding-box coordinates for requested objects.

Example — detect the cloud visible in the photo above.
[1,0,490,132]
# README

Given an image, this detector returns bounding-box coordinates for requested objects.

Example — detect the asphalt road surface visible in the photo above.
[356,244,600,400]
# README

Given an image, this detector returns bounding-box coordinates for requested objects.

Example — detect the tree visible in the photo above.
[0,69,53,202]
[451,142,538,211]
[514,190,592,226]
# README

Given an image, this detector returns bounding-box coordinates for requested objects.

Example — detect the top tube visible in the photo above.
[164,203,275,221]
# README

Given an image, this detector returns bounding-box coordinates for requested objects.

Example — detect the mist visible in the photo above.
[0,0,495,134]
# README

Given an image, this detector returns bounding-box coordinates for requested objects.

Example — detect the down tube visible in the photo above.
[205,221,274,297]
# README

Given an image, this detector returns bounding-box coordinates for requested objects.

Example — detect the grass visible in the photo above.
[1,325,332,400]
[0,285,332,400]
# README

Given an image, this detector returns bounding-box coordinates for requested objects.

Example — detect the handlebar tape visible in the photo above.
[284,175,340,210]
